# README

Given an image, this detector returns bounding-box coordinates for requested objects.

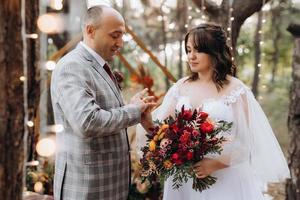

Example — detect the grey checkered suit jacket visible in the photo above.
[50,43,141,200]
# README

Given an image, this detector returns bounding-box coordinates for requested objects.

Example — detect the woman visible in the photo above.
[137,23,290,200]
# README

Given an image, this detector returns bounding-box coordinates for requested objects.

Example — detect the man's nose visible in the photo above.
[116,38,124,48]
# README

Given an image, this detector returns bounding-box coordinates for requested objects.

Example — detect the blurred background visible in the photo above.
[0,0,300,199]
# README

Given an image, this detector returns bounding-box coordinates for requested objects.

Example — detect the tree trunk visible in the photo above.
[0,0,40,199]
[0,1,25,199]
[252,11,262,97]
[286,23,300,200]
[25,0,40,162]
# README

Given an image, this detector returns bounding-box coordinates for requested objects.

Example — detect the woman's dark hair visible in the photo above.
[184,23,236,90]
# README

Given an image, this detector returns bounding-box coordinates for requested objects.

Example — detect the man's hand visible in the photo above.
[130,88,156,113]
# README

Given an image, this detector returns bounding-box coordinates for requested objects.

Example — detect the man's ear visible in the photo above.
[85,24,95,39]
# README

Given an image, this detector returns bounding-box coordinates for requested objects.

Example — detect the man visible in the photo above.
[51,5,154,200]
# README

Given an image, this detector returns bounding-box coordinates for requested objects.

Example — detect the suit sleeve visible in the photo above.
[52,62,141,138]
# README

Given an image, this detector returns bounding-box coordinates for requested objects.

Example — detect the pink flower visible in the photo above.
[192,130,200,138]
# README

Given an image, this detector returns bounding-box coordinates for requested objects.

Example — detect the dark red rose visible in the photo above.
[182,110,193,121]
[186,151,194,161]
[198,112,209,120]
[200,121,214,134]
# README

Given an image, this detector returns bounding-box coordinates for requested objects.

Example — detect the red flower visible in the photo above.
[179,130,191,144]
[186,151,194,161]
[200,122,214,134]
[170,123,179,133]
[198,112,209,120]
[182,110,193,121]
[172,153,180,160]
[174,159,183,165]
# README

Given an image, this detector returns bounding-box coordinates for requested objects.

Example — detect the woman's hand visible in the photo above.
[140,93,156,132]
[193,158,228,178]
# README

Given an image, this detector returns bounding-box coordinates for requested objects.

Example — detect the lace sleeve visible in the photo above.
[218,85,290,186]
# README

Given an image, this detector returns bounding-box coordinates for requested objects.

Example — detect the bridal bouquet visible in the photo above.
[140,105,233,192]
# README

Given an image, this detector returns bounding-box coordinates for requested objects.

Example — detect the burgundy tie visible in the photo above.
[103,63,116,84]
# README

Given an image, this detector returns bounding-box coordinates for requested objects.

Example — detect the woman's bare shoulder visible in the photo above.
[227,76,246,89]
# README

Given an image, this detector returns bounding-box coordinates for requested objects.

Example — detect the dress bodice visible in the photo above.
[173,85,247,123]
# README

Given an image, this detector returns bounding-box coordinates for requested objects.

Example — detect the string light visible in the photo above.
[27,121,34,127]
[201,0,207,22]
[45,124,64,133]
[168,23,176,30]
[258,0,266,54]
[26,33,38,39]
[157,15,163,21]
[20,76,26,82]
[45,60,56,71]
[26,160,39,166]
[48,38,54,44]
[227,2,234,50]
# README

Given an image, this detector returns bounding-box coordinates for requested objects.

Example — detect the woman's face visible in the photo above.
[186,37,213,73]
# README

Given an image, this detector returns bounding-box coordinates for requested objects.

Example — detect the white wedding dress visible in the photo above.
[136,77,290,200]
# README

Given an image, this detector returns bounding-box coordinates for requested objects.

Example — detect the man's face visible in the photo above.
[91,14,125,62]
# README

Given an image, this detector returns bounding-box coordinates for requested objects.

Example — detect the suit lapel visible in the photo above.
[91,59,124,105]
[76,44,124,106]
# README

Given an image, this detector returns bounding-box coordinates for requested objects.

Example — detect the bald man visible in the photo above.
[51,5,154,200]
